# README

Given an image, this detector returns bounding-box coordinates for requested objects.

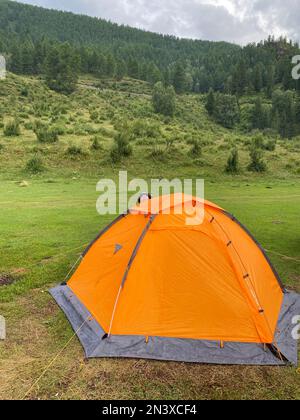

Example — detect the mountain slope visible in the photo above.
[0,0,240,67]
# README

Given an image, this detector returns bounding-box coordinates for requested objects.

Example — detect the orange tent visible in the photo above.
[51,194,300,365]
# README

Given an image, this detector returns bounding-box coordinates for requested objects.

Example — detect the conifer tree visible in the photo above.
[205,89,215,116]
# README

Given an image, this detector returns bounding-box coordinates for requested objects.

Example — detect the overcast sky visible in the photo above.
[16,0,300,45]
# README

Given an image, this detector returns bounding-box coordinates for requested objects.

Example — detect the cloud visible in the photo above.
[15,0,300,45]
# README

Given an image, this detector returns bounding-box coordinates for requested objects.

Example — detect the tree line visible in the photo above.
[0,0,300,138]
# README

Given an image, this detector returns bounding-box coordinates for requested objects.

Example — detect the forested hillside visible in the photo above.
[0,0,240,92]
[0,0,300,138]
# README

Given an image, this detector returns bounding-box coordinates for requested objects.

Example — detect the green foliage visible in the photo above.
[252,97,270,130]
[66,144,86,157]
[130,119,161,140]
[205,89,215,116]
[189,139,202,157]
[248,147,267,172]
[90,135,102,151]
[264,139,276,151]
[1,0,300,121]
[253,134,265,149]
[110,131,132,162]
[25,156,44,173]
[44,43,79,94]
[34,123,59,143]
[173,62,186,94]
[4,119,21,137]
[213,94,240,128]
[152,82,176,117]
[225,148,239,174]
[271,90,296,139]
[150,145,166,161]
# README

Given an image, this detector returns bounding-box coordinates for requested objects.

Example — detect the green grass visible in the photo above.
[0,73,299,400]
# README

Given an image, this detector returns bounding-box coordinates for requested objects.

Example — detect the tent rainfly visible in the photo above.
[51,194,300,365]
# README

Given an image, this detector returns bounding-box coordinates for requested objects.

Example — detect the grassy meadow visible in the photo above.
[0,73,299,400]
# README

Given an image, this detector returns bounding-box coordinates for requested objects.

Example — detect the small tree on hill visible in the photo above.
[248,148,267,172]
[110,131,132,163]
[152,82,176,117]
[173,62,186,94]
[205,88,215,116]
[225,148,239,174]
[213,94,240,129]
[44,43,79,94]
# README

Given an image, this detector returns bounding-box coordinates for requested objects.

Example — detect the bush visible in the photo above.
[253,134,264,149]
[110,132,132,163]
[66,145,86,157]
[225,148,239,174]
[90,136,102,151]
[189,139,202,157]
[90,110,99,122]
[131,119,161,139]
[152,82,176,117]
[25,157,44,174]
[149,145,166,161]
[4,119,21,137]
[248,148,267,172]
[34,123,59,143]
[264,139,276,151]
[213,94,240,129]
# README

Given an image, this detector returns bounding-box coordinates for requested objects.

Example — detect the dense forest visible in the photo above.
[0,0,300,137]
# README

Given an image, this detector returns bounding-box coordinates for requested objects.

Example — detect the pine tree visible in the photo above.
[152,82,176,117]
[115,59,127,81]
[127,58,139,79]
[266,65,274,98]
[205,89,215,116]
[44,43,79,94]
[106,53,116,77]
[252,97,264,129]
[253,64,263,92]
[147,63,162,85]
[173,62,186,94]
[232,59,247,96]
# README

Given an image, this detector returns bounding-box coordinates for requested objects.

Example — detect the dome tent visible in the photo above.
[51,194,300,365]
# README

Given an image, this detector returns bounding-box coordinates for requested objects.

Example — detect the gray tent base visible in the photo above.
[50,286,300,366]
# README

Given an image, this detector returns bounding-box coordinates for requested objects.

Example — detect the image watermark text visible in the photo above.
[292,55,300,80]
[0,315,6,340]
[96,171,205,225]
[0,55,6,80]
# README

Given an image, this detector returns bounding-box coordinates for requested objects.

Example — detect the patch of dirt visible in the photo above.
[0,274,15,286]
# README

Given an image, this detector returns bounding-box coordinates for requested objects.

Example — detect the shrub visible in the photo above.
[152,82,176,117]
[149,145,166,161]
[131,120,161,139]
[213,94,240,129]
[25,157,44,174]
[225,148,239,174]
[253,134,264,149]
[4,119,21,137]
[110,132,132,163]
[90,136,102,151]
[34,123,59,143]
[264,139,276,151]
[248,148,267,172]
[189,139,202,157]
[90,110,99,122]
[66,145,86,157]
